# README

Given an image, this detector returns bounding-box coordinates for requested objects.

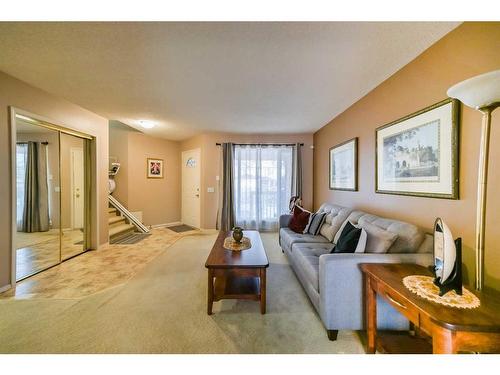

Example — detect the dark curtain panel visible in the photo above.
[292,143,303,203]
[220,143,235,231]
[20,142,50,232]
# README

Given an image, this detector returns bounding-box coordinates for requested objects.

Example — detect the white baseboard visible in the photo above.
[151,221,183,229]
[0,284,12,293]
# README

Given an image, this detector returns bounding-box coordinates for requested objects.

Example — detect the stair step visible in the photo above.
[109,215,126,226]
[109,223,135,239]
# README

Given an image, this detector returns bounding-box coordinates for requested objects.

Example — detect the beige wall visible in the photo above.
[0,71,109,289]
[181,132,314,229]
[127,132,181,226]
[109,127,129,207]
[313,22,500,291]
[109,127,181,226]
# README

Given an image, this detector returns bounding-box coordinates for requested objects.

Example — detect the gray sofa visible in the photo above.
[279,203,433,340]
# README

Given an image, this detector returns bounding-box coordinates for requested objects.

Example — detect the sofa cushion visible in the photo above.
[333,219,368,252]
[331,221,362,253]
[355,229,368,253]
[288,205,311,233]
[319,212,336,241]
[333,219,348,244]
[317,203,352,242]
[306,212,327,235]
[358,221,398,253]
[280,228,329,252]
[292,243,332,292]
[347,211,426,254]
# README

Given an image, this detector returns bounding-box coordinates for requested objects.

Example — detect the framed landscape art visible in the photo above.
[329,137,358,191]
[147,158,164,179]
[375,98,460,199]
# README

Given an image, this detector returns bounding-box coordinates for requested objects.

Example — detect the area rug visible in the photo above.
[110,232,151,245]
[168,224,197,233]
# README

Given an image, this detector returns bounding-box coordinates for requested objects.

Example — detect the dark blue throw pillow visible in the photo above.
[331,221,362,253]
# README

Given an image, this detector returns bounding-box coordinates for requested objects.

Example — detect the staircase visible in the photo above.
[108,195,150,244]
[108,207,136,241]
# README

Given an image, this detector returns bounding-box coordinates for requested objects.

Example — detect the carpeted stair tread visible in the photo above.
[109,223,135,238]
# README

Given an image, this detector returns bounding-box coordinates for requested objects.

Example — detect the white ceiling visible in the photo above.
[0,22,460,141]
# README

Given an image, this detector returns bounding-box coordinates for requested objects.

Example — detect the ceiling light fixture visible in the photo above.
[139,120,155,129]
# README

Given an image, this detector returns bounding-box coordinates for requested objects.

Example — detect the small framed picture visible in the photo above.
[147,158,164,179]
[375,98,459,199]
[329,138,358,191]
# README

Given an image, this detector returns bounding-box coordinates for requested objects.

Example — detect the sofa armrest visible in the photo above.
[279,214,292,229]
[278,214,292,247]
[318,252,433,330]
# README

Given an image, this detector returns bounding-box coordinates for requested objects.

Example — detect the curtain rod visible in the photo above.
[215,142,304,146]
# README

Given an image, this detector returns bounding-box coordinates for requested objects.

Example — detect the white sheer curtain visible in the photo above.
[234,145,293,231]
[16,143,28,231]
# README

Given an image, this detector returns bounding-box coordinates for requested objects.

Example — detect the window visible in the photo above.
[16,143,28,230]
[234,145,292,231]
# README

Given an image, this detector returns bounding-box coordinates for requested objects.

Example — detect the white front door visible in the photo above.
[71,147,84,229]
[182,148,201,228]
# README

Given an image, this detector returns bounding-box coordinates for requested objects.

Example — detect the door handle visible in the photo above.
[195,194,200,197]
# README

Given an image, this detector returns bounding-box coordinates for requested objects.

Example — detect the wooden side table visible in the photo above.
[360,263,500,354]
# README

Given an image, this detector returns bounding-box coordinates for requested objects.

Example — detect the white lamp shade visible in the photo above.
[447,69,500,109]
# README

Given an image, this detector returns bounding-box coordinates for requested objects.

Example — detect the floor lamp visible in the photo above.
[447,69,500,291]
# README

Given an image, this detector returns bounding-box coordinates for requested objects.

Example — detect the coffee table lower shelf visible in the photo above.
[207,268,267,315]
[213,276,261,301]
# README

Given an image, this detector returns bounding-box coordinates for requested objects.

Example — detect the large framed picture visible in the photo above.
[376,98,460,199]
[147,158,164,179]
[329,137,358,191]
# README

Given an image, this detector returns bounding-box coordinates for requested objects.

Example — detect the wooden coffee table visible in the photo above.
[205,230,269,315]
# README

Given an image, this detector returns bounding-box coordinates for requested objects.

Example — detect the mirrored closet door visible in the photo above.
[14,113,91,281]
[60,133,87,261]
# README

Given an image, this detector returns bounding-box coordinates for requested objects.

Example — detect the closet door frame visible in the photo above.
[9,107,94,284]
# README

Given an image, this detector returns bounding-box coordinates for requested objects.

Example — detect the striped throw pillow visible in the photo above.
[306,212,327,236]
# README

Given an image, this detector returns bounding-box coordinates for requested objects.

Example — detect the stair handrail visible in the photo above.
[108,195,150,233]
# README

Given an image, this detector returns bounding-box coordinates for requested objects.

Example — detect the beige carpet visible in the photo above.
[0,232,365,353]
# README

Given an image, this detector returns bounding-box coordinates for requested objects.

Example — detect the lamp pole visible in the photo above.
[448,70,500,291]
[475,103,499,290]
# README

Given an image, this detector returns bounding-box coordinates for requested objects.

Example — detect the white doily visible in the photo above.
[403,275,480,309]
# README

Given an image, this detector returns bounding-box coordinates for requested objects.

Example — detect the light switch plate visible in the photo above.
[215,175,220,181]
[207,187,215,193]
